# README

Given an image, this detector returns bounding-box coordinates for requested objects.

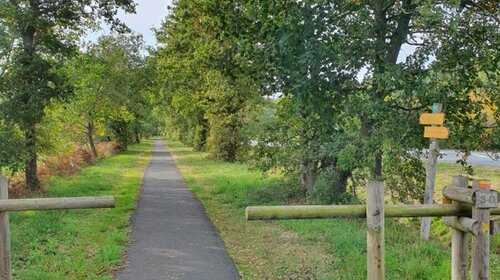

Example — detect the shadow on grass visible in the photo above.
[165,150,199,157]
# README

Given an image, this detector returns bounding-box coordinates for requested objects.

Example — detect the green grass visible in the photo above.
[9,139,153,279]
[166,139,499,279]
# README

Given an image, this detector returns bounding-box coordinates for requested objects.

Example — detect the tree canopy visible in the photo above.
[155,0,499,202]
[0,0,498,204]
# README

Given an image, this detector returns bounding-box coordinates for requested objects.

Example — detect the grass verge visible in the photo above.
[9,139,153,279]
[166,139,499,279]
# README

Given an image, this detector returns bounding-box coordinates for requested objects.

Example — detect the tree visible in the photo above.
[88,33,148,150]
[59,53,110,159]
[244,0,499,200]
[243,1,356,193]
[335,0,499,179]
[0,0,136,191]
[156,0,260,161]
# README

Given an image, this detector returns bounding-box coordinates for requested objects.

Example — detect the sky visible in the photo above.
[86,0,172,46]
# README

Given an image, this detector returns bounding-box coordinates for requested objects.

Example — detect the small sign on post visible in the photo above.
[475,191,498,209]
[432,103,443,113]
[424,127,449,139]
[420,113,445,125]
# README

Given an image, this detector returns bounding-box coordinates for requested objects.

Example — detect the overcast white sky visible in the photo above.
[86,0,172,46]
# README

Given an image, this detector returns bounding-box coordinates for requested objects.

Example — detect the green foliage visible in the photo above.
[0,120,25,172]
[1,52,71,129]
[383,150,426,203]
[0,0,137,190]
[240,0,499,201]
[156,0,260,161]
[107,118,134,151]
[310,169,359,205]
[204,71,259,162]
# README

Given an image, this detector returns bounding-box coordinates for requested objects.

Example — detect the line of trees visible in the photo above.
[0,1,161,191]
[0,1,498,203]
[156,0,499,203]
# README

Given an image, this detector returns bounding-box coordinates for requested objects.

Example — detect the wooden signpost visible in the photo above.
[420,103,449,240]
[0,175,115,280]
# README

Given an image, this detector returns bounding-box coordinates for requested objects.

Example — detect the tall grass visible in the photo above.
[166,139,499,279]
[9,140,153,279]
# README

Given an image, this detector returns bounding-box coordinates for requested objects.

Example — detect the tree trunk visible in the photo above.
[21,4,39,192]
[134,125,140,144]
[300,160,317,193]
[362,0,414,180]
[25,124,39,191]
[374,151,383,180]
[87,121,98,160]
[227,123,237,162]
[331,169,352,198]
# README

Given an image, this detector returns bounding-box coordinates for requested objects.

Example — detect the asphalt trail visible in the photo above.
[117,140,239,280]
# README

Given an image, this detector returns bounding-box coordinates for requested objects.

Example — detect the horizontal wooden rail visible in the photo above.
[0,196,115,212]
[246,204,500,220]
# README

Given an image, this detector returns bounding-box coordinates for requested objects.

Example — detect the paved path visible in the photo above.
[117,141,239,280]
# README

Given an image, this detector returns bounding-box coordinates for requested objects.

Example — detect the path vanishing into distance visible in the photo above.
[118,140,239,280]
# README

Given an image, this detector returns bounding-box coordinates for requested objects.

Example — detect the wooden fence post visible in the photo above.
[420,103,443,240]
[472,180,493,280]
[367,181,384,280]
[0,175,11,280]
[420,140,439,240]
[450,176,468,280]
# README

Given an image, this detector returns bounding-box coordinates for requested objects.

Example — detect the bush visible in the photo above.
[309,169,358,205]
[383,150,425,203]
[9,142,118,197]
[95,142,119,159]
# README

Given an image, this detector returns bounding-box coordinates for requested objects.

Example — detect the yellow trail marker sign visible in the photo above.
[420,113,445,125]
[424,126,449,139]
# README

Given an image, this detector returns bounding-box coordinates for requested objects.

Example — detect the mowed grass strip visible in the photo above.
[166,140,499,279]
[9,139,154,280]
[166,140,334,279]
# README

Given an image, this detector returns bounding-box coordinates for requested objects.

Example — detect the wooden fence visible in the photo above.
[0,175,115,280]
[246,177,500,280]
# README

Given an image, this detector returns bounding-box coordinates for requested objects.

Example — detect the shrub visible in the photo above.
[309,169,358,205]
[95,142,119,159]
[8,142,118,197]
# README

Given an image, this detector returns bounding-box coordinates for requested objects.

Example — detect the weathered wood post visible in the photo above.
[367,181,384,280]
[420,103,447,240]
[445,176,469,280]
[471,180,496,280]
[0,175,11,280]
[0,173,115,280]
[420,140,439,240]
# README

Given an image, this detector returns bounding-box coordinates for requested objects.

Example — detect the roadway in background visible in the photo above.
[432,150,500,167]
